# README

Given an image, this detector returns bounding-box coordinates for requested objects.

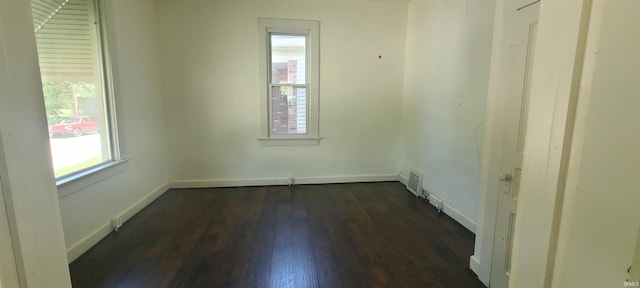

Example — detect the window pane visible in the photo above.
[271,86,307,135]
[271,35,306,84]
[31,0,111,178]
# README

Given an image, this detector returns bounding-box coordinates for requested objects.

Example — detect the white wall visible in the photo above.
[0,177,19,288]
[0,0,71,286]
[57,0,170,260]
[401,0,496,230]
[469,0,508,282]
[158,0,408,184]
[551,0,640,287]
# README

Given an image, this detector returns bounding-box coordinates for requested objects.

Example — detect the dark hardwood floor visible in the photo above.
[70,182,485,288]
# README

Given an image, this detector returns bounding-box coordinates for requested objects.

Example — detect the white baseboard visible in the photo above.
[439,199,477,233]
[66,222,111,264]
[470,254,490,285]
[66,182,170,262]
[170,177,289,189]
[293,174,399,185]
[399,173,477,233]
[170,174,399,189]
[469,254,481,275]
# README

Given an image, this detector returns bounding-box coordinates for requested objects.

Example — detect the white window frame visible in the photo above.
[258,18,320,146]
[32,0,124,193]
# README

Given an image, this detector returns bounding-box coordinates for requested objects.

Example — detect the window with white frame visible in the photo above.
[258,18,320,145]
[30,0,119,182]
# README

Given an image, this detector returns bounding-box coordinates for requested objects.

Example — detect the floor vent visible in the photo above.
[406,169,423,197]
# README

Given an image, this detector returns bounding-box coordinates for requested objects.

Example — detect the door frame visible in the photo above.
[0,0,73,287]
[471,0,593,286]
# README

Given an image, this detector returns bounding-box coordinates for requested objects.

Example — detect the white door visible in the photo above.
[490,1,539,287]
[0,178,19,288]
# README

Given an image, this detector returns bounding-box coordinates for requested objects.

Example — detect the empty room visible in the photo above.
[0,0,639,287]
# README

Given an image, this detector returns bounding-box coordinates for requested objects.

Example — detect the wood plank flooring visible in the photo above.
[70,182,485,288]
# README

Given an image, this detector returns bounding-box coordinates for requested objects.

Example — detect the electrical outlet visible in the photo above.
[111,217,123,231]
[428,195,444,213]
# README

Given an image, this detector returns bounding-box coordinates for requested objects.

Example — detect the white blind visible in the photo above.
[31,0,97,82]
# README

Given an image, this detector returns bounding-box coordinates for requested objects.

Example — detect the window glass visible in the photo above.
[31,0,114,178]
[270,34,307,135]
[270,35,306,85]
[271,86,307,135]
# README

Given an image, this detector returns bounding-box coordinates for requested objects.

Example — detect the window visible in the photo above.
[30,0,119,182]
[258,18,320,145]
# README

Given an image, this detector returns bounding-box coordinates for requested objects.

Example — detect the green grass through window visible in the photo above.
[55,157,103,178]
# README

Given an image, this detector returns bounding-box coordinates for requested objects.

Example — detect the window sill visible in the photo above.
[57,159,129,199]
[258,137,322,146]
